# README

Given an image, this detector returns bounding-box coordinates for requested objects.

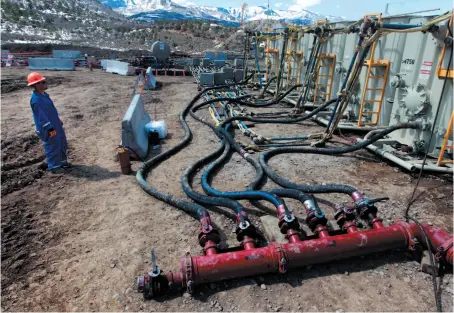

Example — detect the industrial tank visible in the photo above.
[151,41,171,62]
[387,16,453,156]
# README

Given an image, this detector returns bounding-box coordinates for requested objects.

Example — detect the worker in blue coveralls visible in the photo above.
[28,72,69,174]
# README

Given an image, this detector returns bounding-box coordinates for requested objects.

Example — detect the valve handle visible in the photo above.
[151,248,157,273]
[355,197,389,209]
[367,197,390,204]
[149,248,161,277]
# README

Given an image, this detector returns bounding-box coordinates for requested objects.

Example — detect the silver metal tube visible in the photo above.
[356,139,416,171]
[313,116,387,131]
[356,140,453,174]
[413,163,453,174]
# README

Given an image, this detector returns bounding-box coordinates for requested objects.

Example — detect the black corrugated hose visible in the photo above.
[219,99,336,125]
[187,95,293,217]
[180,125,249,223]
[191,99,325,219]
[136,75,253,222]
[259,122,422,196]
[191,83,305,110]
[191,97,336,125]
[259,76,277,98]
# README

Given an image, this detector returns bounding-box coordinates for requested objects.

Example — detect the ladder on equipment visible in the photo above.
[357,13,390,126]
[436,11,453,79]
[437,112,454,166]
[314,53,336,104]
[283,31,303,87]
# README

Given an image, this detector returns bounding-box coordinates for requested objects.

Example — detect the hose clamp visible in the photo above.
[137,276,146,293]
[396,221,418,251]
[283,214,295,223]
[409,237,418,251]
[435,239,453,262]
[435,246,445,262]
[184,252,194,293]
[342,205,355,215]
[276,244,288,274]
[201,224,213,234]
[239,220,250,230]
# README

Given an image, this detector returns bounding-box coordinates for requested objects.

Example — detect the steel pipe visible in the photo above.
[248,31,283,36]
[313,115,388,131]
[380,23,422,29]
[356,139,454,174]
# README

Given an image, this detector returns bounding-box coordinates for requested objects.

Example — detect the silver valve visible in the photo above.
[149,248,161,277]
[284,213,296,223]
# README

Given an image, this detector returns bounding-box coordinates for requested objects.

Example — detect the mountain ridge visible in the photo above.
[99,0,344,25]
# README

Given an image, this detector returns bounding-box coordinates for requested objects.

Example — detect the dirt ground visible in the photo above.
[1,67,453,312]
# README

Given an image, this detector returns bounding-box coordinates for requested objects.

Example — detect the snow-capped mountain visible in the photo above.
[99,0,343,25]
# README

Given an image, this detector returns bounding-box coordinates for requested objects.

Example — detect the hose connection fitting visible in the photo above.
[352,192,388,227]
[334,204,358,232]
[303,198,327,232]
[137,249,171,300]
[252,135,265,145]
[137,273,170,300]
[360,17,372,37]
[235,214,258,242]
[276,204,301,235]
[436,239,454,265]
[198,216,221,248]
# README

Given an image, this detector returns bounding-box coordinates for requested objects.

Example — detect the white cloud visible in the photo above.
[275,2,283,7]
[288,0,322,11]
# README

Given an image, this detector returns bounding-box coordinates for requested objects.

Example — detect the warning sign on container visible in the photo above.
[419,61,433,80]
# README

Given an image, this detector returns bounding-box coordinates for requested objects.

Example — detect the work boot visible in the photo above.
[50,167,66,174]
[61,162,72,168]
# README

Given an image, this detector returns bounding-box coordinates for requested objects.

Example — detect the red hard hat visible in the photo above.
[27,72,46,86]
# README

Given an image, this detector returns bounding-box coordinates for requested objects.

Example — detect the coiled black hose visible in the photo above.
[137,75,253,221]
[200,137,289,213]
[187,97,292,217]
[245,84,303,107]
[259,76,277,98]
[214,129,320,217]
[218,99,336,126]
[260,122,422,196]
[269,188,313,203]
[191,83,305,112]
[200,124,323,218]
[181,128,248,223]
[189,98,265,191]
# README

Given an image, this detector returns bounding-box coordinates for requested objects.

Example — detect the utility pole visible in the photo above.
[384,3,390,16]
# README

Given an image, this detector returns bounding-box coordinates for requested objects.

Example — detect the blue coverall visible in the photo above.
[30,91,68,172]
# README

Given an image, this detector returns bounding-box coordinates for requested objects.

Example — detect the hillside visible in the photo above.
[0,0,226,52]
[0,0,342,53]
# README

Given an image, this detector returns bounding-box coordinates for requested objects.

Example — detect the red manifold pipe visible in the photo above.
[138,221,453,298]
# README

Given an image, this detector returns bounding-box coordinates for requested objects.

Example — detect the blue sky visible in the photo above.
[187,0,453,20]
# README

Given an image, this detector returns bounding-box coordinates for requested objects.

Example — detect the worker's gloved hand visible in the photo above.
[49,129,57,138]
